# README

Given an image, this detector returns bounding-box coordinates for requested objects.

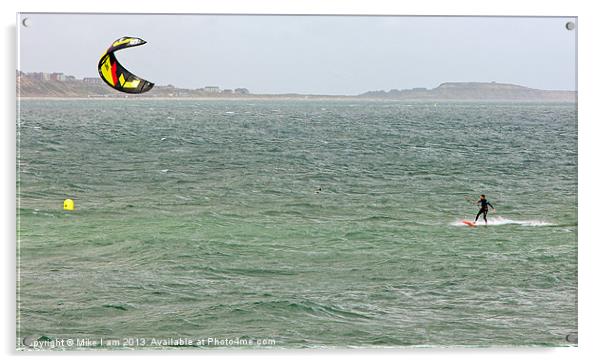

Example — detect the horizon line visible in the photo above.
[16,71,577,95]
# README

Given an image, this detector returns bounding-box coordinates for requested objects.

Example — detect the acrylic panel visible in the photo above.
[16,13,577,350]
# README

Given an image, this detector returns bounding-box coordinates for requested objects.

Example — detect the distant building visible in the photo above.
[235,88,250,94]
[83,77,102,84]
[204,86,220,93]
[65,75,76,81]
[50,72,66,81]
[222,89,233,94]
[29,72,50,81]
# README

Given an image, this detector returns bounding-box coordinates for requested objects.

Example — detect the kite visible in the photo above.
[98,36,154,94]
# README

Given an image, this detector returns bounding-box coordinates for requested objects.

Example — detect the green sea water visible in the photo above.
[17,99,577,349]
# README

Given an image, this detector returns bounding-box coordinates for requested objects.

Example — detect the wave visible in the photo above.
[206,299,372,321]
[451,216,553,227]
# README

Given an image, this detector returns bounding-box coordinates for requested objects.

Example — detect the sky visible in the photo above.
[17,14,576,95]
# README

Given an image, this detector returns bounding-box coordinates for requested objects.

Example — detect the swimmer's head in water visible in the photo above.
[480,194,486,199]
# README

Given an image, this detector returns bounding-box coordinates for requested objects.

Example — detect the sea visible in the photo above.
[17,99,577,349]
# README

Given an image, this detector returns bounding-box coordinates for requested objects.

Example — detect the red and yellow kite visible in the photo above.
[98,37,154,94]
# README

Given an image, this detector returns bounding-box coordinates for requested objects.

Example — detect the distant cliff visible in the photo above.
[16,72,250,98]
[360,82,576,101]
[17,75,117,97]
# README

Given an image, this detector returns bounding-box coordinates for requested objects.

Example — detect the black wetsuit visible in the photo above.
[475,199,494,223]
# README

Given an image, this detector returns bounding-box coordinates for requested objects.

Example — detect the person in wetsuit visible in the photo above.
[475,194,495,224]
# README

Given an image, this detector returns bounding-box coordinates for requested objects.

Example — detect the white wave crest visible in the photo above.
[451,216,552,227]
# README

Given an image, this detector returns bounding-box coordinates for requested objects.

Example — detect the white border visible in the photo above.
[3,1,600,363]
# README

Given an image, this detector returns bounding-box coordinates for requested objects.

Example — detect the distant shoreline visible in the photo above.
[17,74,576,102]
[17,96,576,103]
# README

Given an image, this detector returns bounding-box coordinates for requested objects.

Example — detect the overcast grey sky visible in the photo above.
[18,14,576,94]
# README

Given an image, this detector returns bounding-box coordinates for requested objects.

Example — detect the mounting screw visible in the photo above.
[565,21,575,31]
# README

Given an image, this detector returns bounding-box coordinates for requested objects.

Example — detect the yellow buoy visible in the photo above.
[63,199,74,211]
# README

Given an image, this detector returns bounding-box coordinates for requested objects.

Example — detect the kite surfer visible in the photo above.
[474,195,495,224]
